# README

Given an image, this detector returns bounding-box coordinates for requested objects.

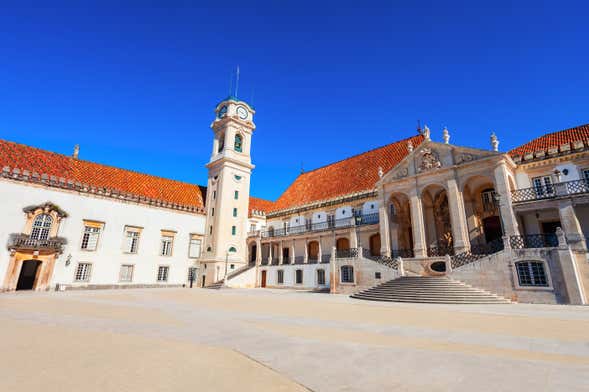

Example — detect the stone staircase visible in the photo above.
[205,264,255,289]
[351,276,511,304]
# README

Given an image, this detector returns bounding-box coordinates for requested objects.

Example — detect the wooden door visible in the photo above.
[369,234,381,256]
[308,241,319,260]
[261,270,267,288]
[336,238,350,250]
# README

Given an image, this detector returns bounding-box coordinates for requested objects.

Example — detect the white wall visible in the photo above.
[362,200,379,215]
[0,180,206,288]
[260,264,330,289]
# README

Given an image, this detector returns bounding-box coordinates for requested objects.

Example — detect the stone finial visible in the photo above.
[407,140,414,152]
[73,144,80,159]
[378,166,383,178]
[422,125,431,141]
[490,132,499,152]
[442,127,450,144]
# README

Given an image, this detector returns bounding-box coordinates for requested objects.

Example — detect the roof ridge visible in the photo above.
[299,132,422,176]
[0,138,203,189]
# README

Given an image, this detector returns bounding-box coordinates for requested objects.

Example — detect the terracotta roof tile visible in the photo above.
[509,123,589,157]
[249,196,275,216]
[0,139,205,211]
[271,134,425,212]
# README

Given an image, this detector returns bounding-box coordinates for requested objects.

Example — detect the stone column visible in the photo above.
[268,242,273,264]
[351,226,358,248]
[558,200,586,250]
[493,161,519,236]
[447,178,470,253]
[318,236,323,263]
[304,239,309,263]
[410,191,427,258]
[255,237,262,266]
[290,240,296,265]
[278,240,284,264]
[378,202,391,257]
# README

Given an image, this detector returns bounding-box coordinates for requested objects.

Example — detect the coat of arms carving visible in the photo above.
[418,148,442,172]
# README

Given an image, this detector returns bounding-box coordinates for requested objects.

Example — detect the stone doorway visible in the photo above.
[16,260,40,290]
[369,233,381,256]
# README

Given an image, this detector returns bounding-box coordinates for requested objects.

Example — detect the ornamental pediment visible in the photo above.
[378,140,501,184]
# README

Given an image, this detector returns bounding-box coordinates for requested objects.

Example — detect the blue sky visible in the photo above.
[1,1,588,200]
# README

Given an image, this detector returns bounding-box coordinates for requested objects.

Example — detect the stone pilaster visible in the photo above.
[558,200,586,250]
[278,240,284,264]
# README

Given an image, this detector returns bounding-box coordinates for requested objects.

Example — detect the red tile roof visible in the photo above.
[509,123,589,157]
[271,134,425,212]
[0,139,206,212]
[249,196,275,216]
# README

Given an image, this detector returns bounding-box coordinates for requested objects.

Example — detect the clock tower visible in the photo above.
[199,96,255,286]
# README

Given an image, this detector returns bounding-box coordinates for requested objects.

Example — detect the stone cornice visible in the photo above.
[1,166,206,215]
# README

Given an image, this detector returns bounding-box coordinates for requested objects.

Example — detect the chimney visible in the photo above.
[73,144,80,159]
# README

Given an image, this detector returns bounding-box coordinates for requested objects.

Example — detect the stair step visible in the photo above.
[350,276,511,304]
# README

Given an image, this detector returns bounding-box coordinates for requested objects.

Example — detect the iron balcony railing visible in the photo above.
[257,213,380,239]
[336,248,359,259]
[7,233,66,252]
[390,248,415,258]
[307,256,319,264]
[511,179,589,203]
[282,257,291,265]
[427,242,455,257]
[321,254,331,263]
[509,234,558,249]
[361,248,400,269]
[294,256,305,264]
[450,238,505,269]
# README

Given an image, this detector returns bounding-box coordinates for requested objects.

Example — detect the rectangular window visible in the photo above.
[157,266,169,282]
[209,225,213,235]
[231,226,236,235]
[211,208,215,216]
[375,272,382,279]
[583,169,589,182]
[277,270,284,284]
[189,237,202,258]
[74,263,92,282]
[249,224,256,232]
[234,190,239,200]
[295,269,303,284]
[233,208,238,217]
[119,264,134,282]
[124,229,140,253]
[516,261,548,287]
[188,267,197,282]
[213,190,216,200]
[160,236,173,256]
[81,226,101,251]
[317,269,326,285]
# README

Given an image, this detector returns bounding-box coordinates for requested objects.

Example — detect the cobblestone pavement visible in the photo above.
[1,288,588,391]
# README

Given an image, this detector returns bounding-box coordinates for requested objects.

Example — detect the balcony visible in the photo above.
[512,179,589,203]
[7,233,67,253]
[254,213,380,239]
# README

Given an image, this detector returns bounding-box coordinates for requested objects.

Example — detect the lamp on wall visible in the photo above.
[65,254,72,266]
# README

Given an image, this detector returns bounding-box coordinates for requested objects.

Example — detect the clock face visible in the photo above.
[218,105,227,118]
[236,106,248,119]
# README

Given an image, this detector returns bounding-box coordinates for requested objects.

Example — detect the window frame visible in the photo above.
[31,214,53,241]
[189,237,202,259]
[317,269,326,286]
[123,227,142,254]
[340,265,354,284]
[80,225,101,251]
[234,133,243,153]
[74,262,92,282]
[160,235,174,257]
[277,269,284,284]
[157,265,170,283]
[119,264,135,282]
[295,269,303,285]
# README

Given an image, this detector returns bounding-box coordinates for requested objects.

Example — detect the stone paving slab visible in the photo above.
[1,288,588,391]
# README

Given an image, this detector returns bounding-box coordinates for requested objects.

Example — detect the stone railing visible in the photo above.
[7,233,67,253]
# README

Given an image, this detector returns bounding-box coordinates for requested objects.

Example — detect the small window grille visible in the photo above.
[341,265,354,283]
[295,269,303,284]
[75,263,92,282]
[277,270,284,284]
[231,226,236,235]
[125,230,140,253]
[516,261,548,287]
[157,266,169,282]
[233,208,238,217]
[160,236,173,256]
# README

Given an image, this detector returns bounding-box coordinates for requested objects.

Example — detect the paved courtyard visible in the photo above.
[1,288,588,391]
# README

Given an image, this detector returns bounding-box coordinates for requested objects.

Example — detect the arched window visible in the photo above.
[516,261,548,287]
[31,214,52,240]
[218,135,225,152]
[234,134,243,152]
[341,265,354,283]
[228,246,237,253]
